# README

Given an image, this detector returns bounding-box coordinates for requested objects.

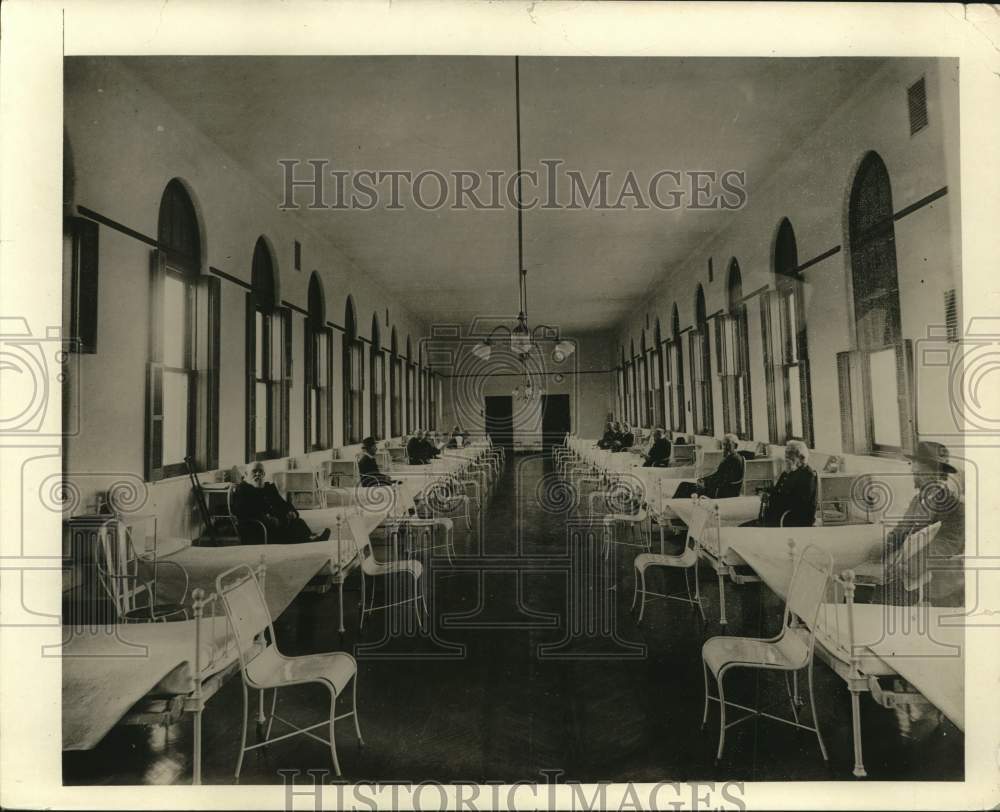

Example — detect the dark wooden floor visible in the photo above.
[64,453,963,785]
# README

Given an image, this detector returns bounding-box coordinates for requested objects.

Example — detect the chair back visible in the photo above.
[782,544,834,664]
[887,521,941,603]
[96,518,142,618]
[274,469,323,509]
[671,443,697,466]
[345,514,378,575]
[215,562,274,677]
[388,446,408,464]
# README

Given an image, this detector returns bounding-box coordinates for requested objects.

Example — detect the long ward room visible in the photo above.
[59,55,966,786]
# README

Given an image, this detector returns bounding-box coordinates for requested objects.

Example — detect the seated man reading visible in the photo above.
[597,421,616,450]
[673,434,745,499]
[612,422,635,453]
[406,430,428,465]
[358,436,400,487]
[231,463,330,543]
[642,428,672,468]
[744,440,817,527]
[422,431,443,461]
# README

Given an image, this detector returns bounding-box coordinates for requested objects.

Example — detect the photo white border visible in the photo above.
[2,1,998,809]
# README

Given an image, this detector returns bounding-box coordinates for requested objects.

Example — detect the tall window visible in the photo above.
[615,348,625,420]
[429,372,438,430]
[624,357,634,425]
[764,218,814,446]
[421,367,430,428]
[669,305,685,433]
[246,237,290,462]
[343,298,364,444]
[653,320,666,429]
[390,329,402,436]
[146,179,219,481]
[839,152,913,454]
[718,260,753,439]
[637,335,650,428]
[690,286,714,435]
[370,315,385,440]
[305,273,333,451]
[406,338,416,431]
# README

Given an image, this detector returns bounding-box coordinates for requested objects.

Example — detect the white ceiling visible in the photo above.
[126,56,884,333]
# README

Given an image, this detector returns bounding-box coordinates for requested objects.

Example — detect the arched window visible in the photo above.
[370,315,385,440]
[690,285,714,435]
[305,273,333,451]
[839,152,913,453]
[763,218,814,446]
[246,237,290,461]
[389,328,402,436]
[718,259,753,439]
[146,179,219,480]
[627,339,637,426]
[343,297,364,444]
[652,319,666,429]
[616,347,626,421]
[638,332,650,428]
[405,337,416,431]
[669,305,685,433]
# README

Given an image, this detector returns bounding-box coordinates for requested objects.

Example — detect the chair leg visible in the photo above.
[638,568,649,622]
[328,693,342,777]
[701,659,710,730]
[235,682,250,780]
[808,662,829,762]
[716,670,728,763]
[266,687,277,739]
[352,674,365,746]
[694,560,705,621]
[784,672,800,724]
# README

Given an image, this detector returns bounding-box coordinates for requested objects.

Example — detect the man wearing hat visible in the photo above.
[885,441,964,574]
[358,436,399,487]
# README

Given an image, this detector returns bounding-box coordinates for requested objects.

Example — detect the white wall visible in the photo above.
[612,58,961,463]
[63,57,429,538]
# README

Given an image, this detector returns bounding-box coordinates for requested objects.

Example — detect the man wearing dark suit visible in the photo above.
[613,422,635,453]
[406,431,428,464]
[673,434,745,499]
[421,431,442,461]
[232,463,328,543]
[642,428,672,467]
[759,440,817,527]
[597,422,616,450]
[359,436,398,487]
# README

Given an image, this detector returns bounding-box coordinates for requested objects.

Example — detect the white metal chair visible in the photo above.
[95,518,189,622]
[631,519,705,622]
[344,514,426,629]
[215,561,363,779]
[852,521,941,605]
[595,480,652,559]
[701,542,834,764]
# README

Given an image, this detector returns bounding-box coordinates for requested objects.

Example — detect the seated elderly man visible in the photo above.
[596,421,617,450]
[673,434,745,499]
[230,463,330,543]
[612,422,635,453]
[358,436,401,487]
[868,441,964,606]
[406,430,428,465]
[642,428,672,468]
[422,431,443,461]
[742,440,817,527]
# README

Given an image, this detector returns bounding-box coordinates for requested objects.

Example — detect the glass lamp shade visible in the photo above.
[554,340,576,360]
[471,341,492,361]
[510,323,533,356]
